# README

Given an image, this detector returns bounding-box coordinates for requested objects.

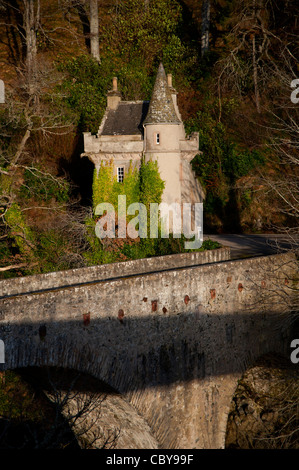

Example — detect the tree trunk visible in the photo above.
[23,0,40,96]
[201,0,210,57]
[252,33,261,113]
[90,0,100,62]
[11,127,31,166]
[0,263,28,272]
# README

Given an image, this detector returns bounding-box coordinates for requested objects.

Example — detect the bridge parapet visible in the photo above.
[0,247,230,298]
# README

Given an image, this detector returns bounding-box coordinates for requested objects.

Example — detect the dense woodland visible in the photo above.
[0,0,298,277]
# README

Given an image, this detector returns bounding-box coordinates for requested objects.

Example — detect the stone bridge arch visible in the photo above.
[6,365,158,449]
[0,250,297,448]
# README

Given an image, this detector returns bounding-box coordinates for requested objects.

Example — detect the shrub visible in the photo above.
[20,167,69,203]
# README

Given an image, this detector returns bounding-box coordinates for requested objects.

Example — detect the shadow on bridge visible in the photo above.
[0,308,297,449]
[0,310,296,391]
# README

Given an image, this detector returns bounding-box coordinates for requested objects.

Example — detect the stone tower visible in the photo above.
[143,63,189,205]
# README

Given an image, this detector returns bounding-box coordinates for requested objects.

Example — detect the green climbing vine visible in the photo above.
[4,203,35,255]
[87,157,219,264]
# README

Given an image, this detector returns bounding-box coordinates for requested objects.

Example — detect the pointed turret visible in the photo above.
[143,63,180,125]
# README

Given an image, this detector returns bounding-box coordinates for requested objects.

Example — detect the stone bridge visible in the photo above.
[0,248,297,449]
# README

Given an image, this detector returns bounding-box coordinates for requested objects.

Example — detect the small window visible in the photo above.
[156,133,160,144]
[117,167,124,183]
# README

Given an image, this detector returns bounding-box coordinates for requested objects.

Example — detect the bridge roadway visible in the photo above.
[0,248,297,448]
[205,233,298,259]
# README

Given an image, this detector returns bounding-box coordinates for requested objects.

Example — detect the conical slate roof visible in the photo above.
[143,63,180,125]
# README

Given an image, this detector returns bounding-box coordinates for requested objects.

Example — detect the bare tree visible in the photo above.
[201,0,210,57]
[257,51,299,241]
[40,370,120,449]
[216,0,275,117]
[89,0,100,62]
[0,1,42,98]
[59,0,100,60]
[23,0,40,97]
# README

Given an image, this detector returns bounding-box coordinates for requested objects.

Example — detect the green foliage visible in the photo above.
[224,148,265,180]
[20,167,69,203]
[90,159,164,261]
[32,230,72,274]
[4,203,35,255]
[111,60,155,102]
[87,158,223,263]
[121,163,141,208]
[92,161,114,208]
[122,236,221,260]
[0,371,43,420]
[83,217,120,265]
[86,157,220,263]
[100,0,198,96]
[92,158,163,214]
[200,238,221,250]
[56,0,199,128]
[92,160,140,211]
[187,110,265,212]
[103,0,183,63]
[57,55,112,132]
[241,189,253,208]
[0,172,12,197]
[138,158,165,251]
[139,159,165,210]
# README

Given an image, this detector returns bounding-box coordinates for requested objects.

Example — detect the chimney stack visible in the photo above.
[112,76,118,91]
[107,76,121,110]
[167,73,181,119]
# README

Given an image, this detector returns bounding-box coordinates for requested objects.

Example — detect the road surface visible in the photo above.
[204,233,298,259]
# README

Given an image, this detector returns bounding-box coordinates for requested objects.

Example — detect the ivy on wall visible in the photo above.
[139,159,165,211]
[92,158,164,214]
[86,158,165,263]
[92,160,140,211]
[85,157,220,265]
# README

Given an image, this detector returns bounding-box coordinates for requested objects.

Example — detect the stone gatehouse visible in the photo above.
[82,63,204,206]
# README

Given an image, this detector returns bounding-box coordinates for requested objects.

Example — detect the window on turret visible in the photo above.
[156,133,160,144]
[117,167,124,183]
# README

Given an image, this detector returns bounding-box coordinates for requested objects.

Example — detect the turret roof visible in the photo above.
[143,63,180,125]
